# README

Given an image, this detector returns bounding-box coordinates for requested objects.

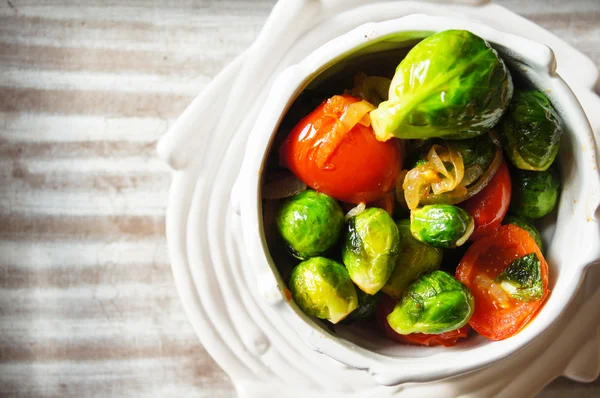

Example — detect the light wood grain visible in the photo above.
[0,0,598,397]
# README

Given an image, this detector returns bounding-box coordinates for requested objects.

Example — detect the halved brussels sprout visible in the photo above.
[451,133,497,171]
[510,168,560,219]
[371,30,513,141]
[342,208,400,295]
[387,270,474,334]
[344,290,381,323]
[382,219,443,299]
[503,215,543,251]
[276,190,344,259]
[495,253,543,302]
[400,133,502,209]
[289,257,358,324]
[410,204,474,248]
[500,90,563,171]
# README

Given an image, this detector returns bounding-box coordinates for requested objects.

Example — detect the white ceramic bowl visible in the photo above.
[233,14,600,385]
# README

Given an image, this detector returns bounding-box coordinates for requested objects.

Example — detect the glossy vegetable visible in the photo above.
[371,30,513,141]
[503,215,543,251]
[376,295,470,346]
[500,90,563,171]
[342,208,400,294]
[461,160,511,240]
[387,270,475,334]
[402,143,466,210]
[280,95,402,204]
[289,257,358,324]
[452,132,497,171]
[496,253,544,301]
[345,290,381,322]
[276,190,344,259]
[411,204,474,248]
[399,133,502,209]
[382,219,443,299]
[456,225,549,340]
[510,167,560,219]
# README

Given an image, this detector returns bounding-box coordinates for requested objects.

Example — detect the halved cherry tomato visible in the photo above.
[455,225,549,340]
[279,95,401,204]
[375,295,470,347]
[461,159,511,241]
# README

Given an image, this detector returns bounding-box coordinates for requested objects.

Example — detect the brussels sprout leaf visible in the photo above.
[495,253,543,302]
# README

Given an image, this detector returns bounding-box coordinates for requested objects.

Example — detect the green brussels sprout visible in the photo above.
[371,30,513,141]
[410,204,474,248]
[510,168,560,219]
[289,257,358,324]
[276,190,344,259]
[503,215,543,251]
[343,290,381,323]
[342,208,400,295]
[449,133,496,171]
[382,220,443,299]
[500,90,563,171]
[387,270,474,334]
[495,253,543,301]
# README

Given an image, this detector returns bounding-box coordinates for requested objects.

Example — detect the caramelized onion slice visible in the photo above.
[460,145,503,200]
[345,202,366,221]
[315,99,375,168]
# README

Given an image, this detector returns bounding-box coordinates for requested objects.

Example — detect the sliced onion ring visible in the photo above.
[345,202,366,221]
[461,165,484,187]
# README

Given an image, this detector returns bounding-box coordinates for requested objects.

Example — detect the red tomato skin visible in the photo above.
[461,160,511,241]
[455,225,549,341]
[279,95,401,204]
[375,295,469,347]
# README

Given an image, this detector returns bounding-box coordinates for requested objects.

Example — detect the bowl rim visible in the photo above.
[236,14,600,385]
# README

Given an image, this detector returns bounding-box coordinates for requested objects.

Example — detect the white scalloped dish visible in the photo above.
[234,15,600,385]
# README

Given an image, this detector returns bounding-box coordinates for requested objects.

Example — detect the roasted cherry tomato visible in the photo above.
[375,294,469,347]
[461,160,511,240]
[455,225,549,340]
[279,95,402,204]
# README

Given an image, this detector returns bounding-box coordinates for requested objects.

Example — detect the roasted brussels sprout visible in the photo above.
[450,133,496,171]
[289,257,358,324]
[342,208,400,295]
[382,219,443,299]
[410,204,474,248]
[276,190,344,259]
[503,215,543,251]
[500,90,563,171]
[510,168,560,219]
[344,290,381,322]
[371,30,513,141]
[495,253,544,301]
[387,270,474,334]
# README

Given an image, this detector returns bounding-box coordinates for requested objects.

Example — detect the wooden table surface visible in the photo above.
[0,0,598,396]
